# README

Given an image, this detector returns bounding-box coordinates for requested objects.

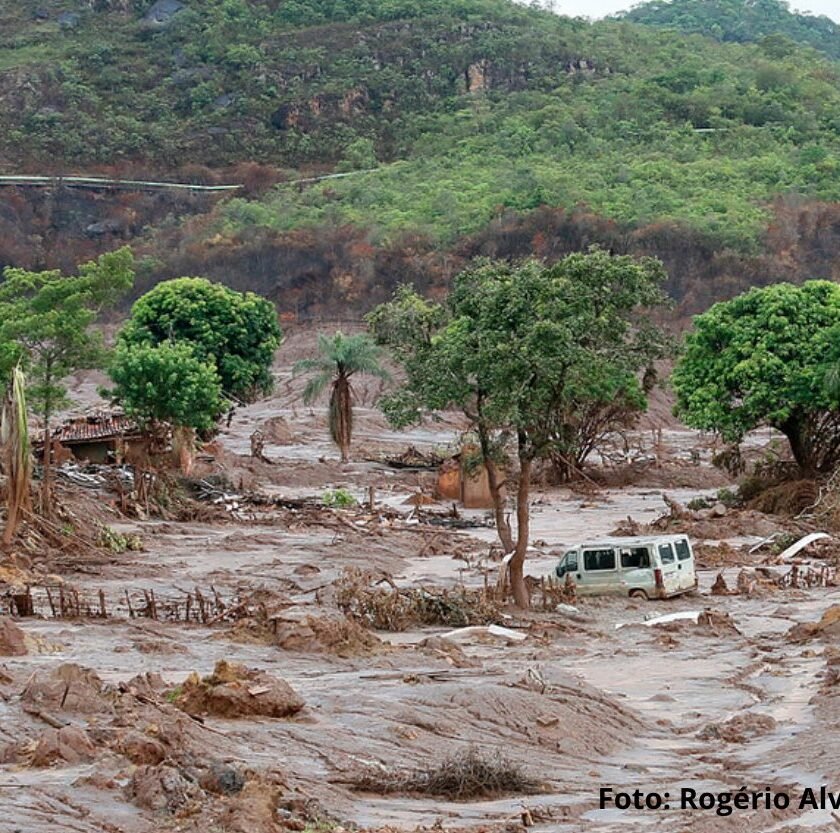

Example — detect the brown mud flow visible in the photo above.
[1,341,840,833]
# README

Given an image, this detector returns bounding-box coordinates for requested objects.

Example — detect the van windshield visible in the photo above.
[675,539,692,561]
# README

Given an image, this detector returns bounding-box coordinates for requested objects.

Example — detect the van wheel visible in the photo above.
[629,589,648,600]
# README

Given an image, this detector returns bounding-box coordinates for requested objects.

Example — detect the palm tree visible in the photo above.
[294,332,390,463]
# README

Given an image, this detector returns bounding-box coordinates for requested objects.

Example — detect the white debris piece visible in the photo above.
[778,532,831,561]
[615,611,701,630]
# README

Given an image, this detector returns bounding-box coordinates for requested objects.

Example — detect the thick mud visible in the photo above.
[1,331,838,833]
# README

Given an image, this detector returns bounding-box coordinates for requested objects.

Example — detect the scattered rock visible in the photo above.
[199,762,245,795]
[173,660,305,719]
[118,731,167,765]
[85,218,123,237]
[128,763,203,813]
[0,617,27,655]
[22,664,112,714]
[31,726,96,766]
[142,0,184,27]
[219,781,283,833]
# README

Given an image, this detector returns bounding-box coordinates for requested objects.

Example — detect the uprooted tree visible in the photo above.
[368,250,669,607]
[672,280,840,477]
[0,247,135,511]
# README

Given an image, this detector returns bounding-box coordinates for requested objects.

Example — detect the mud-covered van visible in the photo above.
[553,534,697,599]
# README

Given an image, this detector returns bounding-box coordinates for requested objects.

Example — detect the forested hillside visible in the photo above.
[619,0,840,60]
[2,0,840,317]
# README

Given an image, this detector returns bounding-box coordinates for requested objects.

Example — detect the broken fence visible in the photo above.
[2,584,257,623]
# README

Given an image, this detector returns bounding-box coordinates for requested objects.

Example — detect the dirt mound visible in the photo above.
[1,725,96,766]
[117,730,168,765]
[398,680,642,759]
[128,763,204,813]
[695,542,751,569]
[615,496,788,540]
[0,617,27,655]
[417,635,477,668]
[272,614,383,657]
[31,726,97,766]
[174,660,305,719]
[788,604,840,642]
[259,416,295,444]
[218,781,284,833]
[699,712,777,743]
[21,663,112,714]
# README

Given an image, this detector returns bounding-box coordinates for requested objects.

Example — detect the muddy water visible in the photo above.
[7,382,840,833]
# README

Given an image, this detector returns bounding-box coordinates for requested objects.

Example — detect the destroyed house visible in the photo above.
[40,413,142,464]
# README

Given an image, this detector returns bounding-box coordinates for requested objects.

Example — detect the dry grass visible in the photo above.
[745,479,818,516]
[351,746,541,800]
[335,569,502,631]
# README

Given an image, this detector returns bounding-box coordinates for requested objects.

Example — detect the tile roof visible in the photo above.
[44,413,140,444]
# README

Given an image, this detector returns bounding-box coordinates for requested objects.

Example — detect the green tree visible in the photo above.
[117,278,282,404]
[0,247,135,507]
[294,331,390,462]
[369,250,668,607]
[672,280,840,476]
[108,342,224,433]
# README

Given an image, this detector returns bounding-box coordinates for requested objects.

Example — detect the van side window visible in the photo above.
[621,547,650,569]
[675,540,691,561]
[658,543,675,564]
[583,549,616,571]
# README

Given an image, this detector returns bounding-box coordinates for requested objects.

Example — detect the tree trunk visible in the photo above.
[508,452,532,609]
[41,422,52,517]
[477,423,513,552]
[173,426,196,475]
[330,375,353,463]
[781,415,817,477]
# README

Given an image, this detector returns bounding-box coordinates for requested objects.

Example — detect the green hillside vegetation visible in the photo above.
[619,0,840,61]
[2,0,840,253]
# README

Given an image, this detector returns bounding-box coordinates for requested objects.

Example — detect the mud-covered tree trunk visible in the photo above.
[173,426,196,475]
[330,373,353,463]
[477,421,513,553]
[508,448,532,609]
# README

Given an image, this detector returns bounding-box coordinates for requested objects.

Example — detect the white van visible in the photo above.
[552,534,697,599]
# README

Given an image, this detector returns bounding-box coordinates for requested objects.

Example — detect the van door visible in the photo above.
[656,542,681,595]
[673,537,697,591]
[619,546,655,597]
[580,547,620,595]
[554,550,579,581]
